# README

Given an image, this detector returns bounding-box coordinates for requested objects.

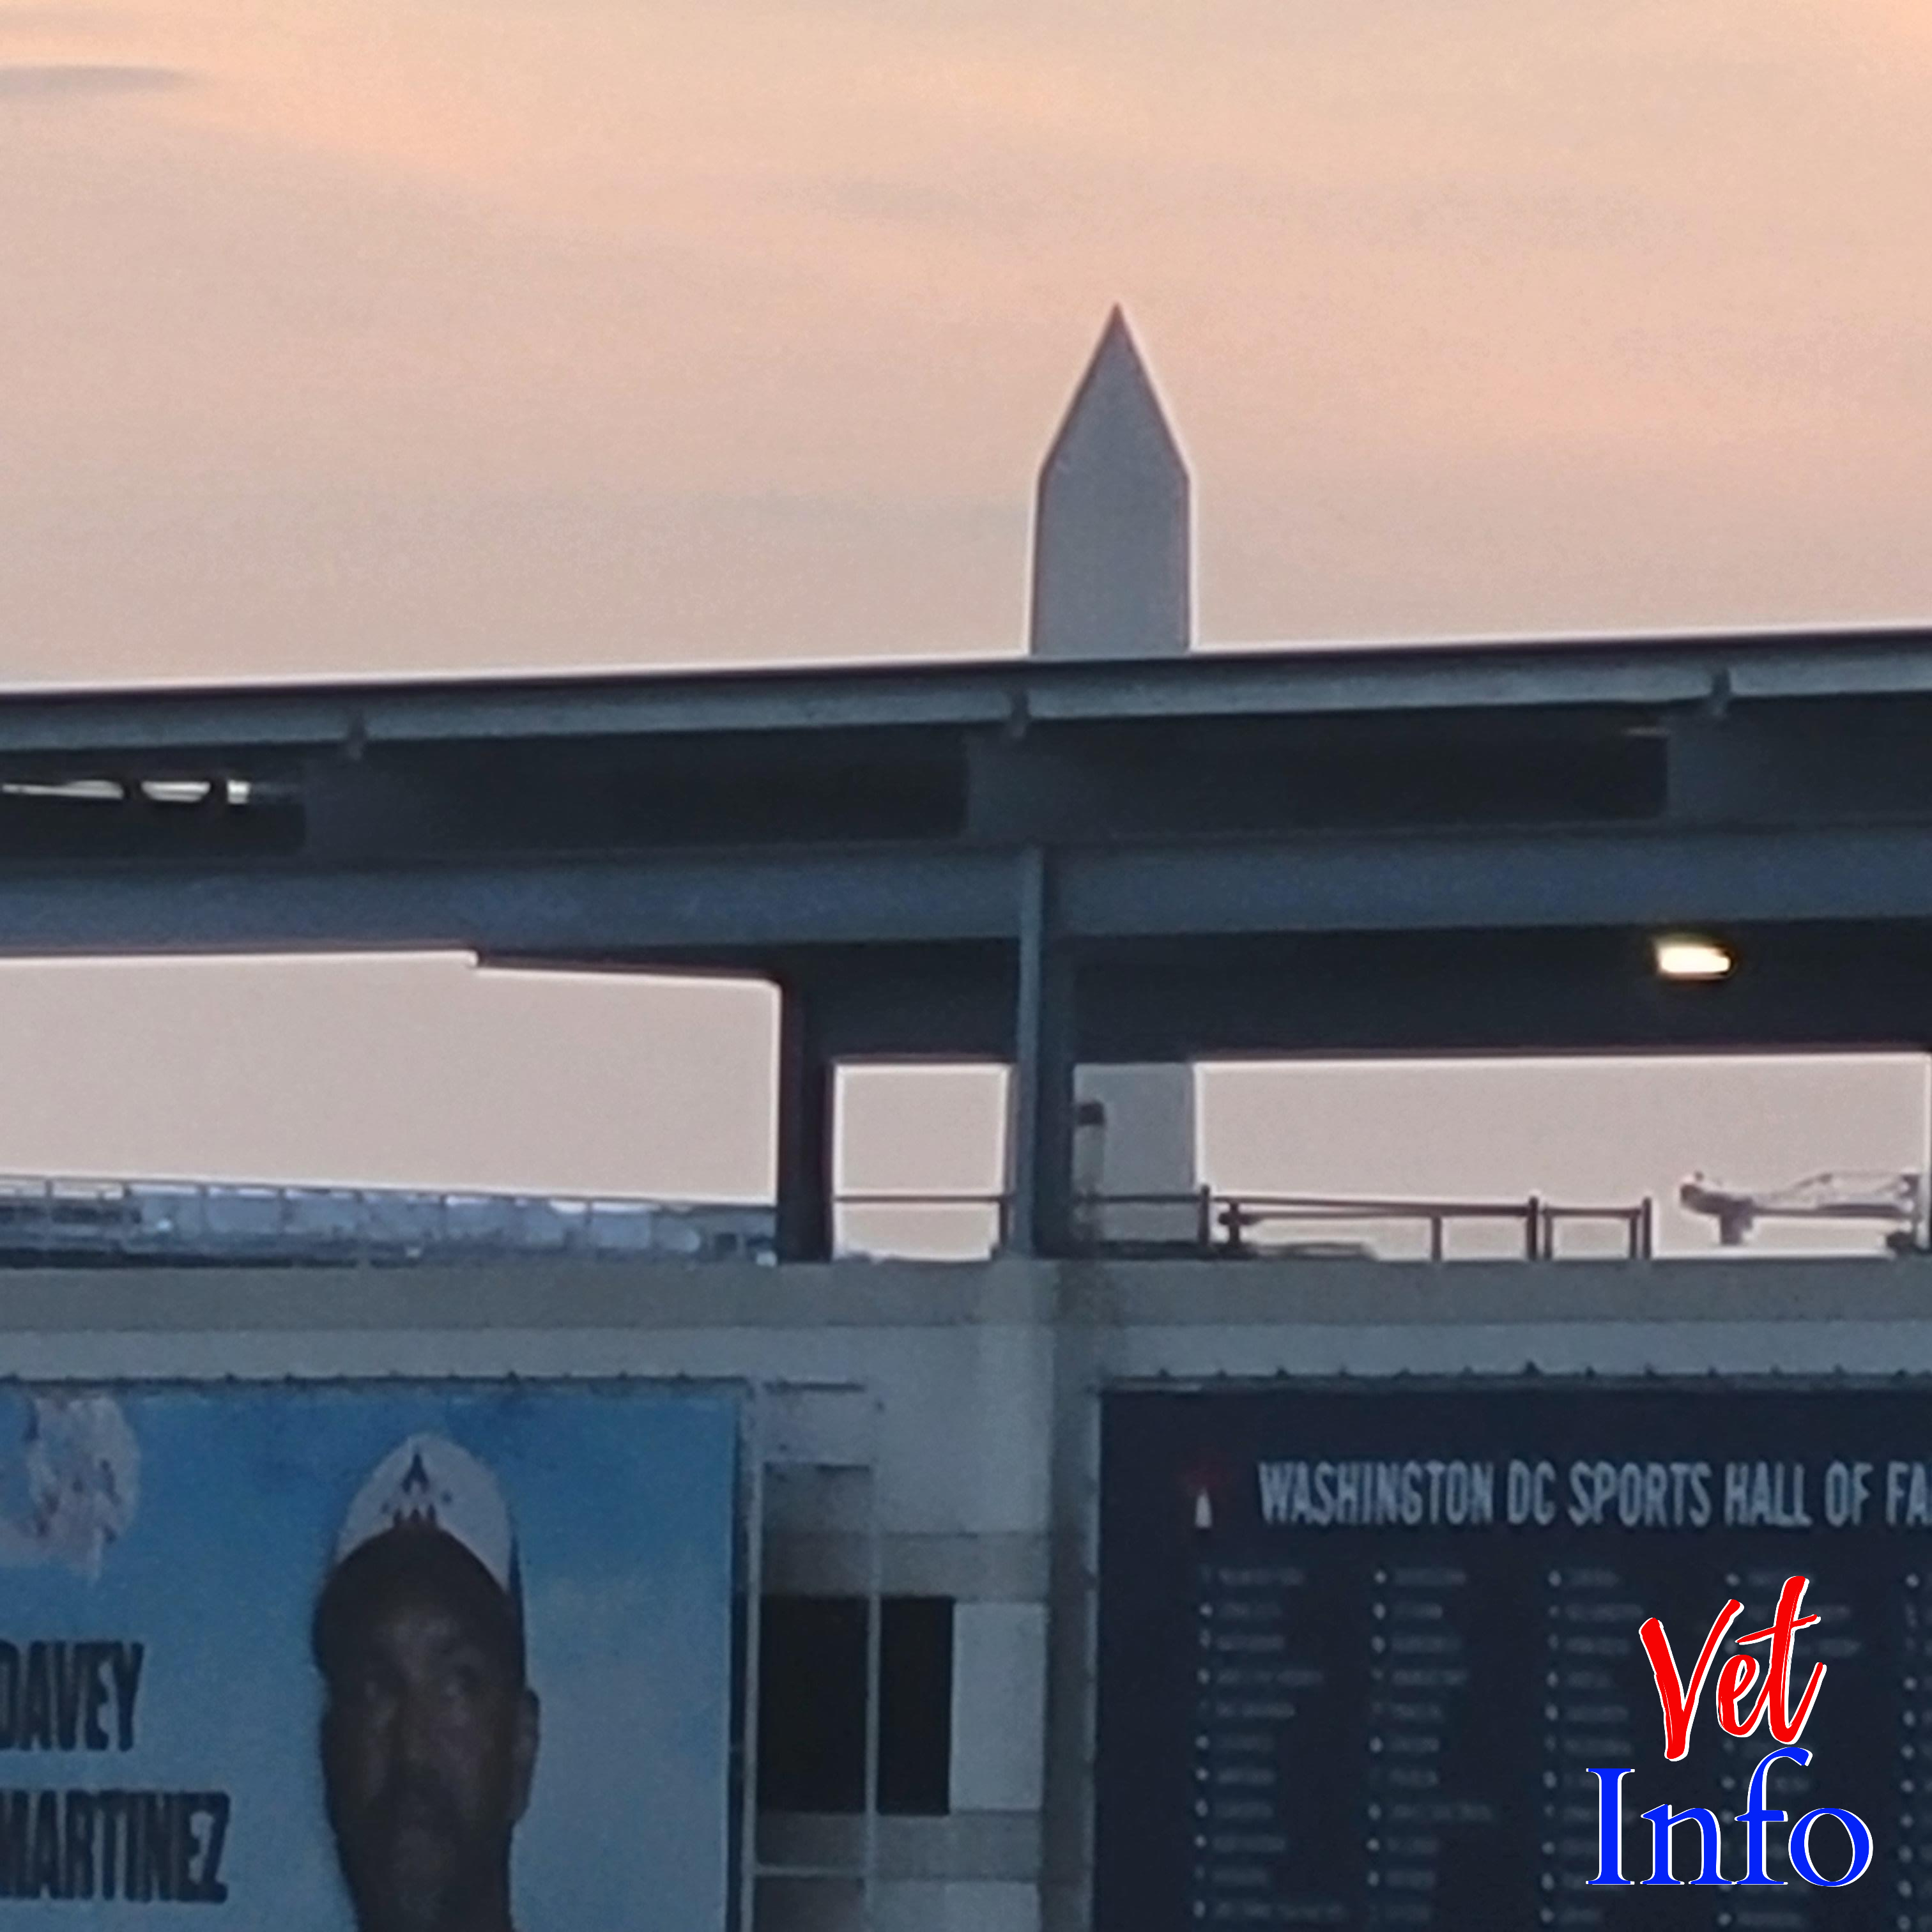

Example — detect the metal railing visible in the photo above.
[1208,1192,1655,1262]
[832,1188,1657,1262]
[0,1170,1654,1268]
[0,1172,777,1266]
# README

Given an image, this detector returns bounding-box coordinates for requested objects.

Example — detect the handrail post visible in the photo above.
[1526,1194,1544,1261]
[1220,1199,1249,1257]
[1429,1213,1445,1264]
[1196,1184,1214,1253]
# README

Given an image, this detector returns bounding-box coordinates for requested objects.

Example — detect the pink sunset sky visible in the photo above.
[3,0,1929,1248]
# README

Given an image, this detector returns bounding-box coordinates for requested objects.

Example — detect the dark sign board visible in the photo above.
[1096,1383,1932,1930]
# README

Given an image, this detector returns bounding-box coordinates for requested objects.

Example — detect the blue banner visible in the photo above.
[0,1381,739,1928]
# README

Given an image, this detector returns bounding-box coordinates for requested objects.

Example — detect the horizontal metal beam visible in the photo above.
[0,666,1016,761]
[681,926,1932,1061]
[11,623,1932,762]
[1063,822,1932,937]
[0,850,1018,956]
[1077,930,1932,1058]
[1,819,1931,960]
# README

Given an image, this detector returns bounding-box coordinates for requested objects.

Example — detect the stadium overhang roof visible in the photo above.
[5,622,1932,753]
[8,625,1932,1253]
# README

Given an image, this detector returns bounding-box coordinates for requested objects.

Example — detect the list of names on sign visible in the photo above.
[1096,1385,1932,1931]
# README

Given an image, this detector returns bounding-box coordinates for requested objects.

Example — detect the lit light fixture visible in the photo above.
[1652,933,1733,981]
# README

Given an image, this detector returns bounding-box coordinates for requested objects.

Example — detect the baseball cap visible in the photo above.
[314,1433,525,1682]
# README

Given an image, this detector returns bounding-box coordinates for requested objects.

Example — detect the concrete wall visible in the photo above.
[6,1253,1932,1930]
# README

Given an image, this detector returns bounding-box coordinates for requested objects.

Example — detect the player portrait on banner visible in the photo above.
[314,1434,540,1932]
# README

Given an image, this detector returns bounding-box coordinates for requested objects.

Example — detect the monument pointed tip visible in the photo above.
[1054,309,1176,463]
[1089,305,1144,376]
[1029,311,1192,661]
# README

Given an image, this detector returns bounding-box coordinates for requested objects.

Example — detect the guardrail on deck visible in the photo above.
[0,1172,1655,1267]
[832,1189,1657,1262]
[0,1173,776,1265]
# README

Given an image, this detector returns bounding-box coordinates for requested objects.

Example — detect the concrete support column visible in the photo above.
[774,979,836,1262]
[1040,1278,1101,1932]
[1009,849,1077,1257]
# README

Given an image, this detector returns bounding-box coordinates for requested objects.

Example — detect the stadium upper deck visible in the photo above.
[3,622,1931,1257]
